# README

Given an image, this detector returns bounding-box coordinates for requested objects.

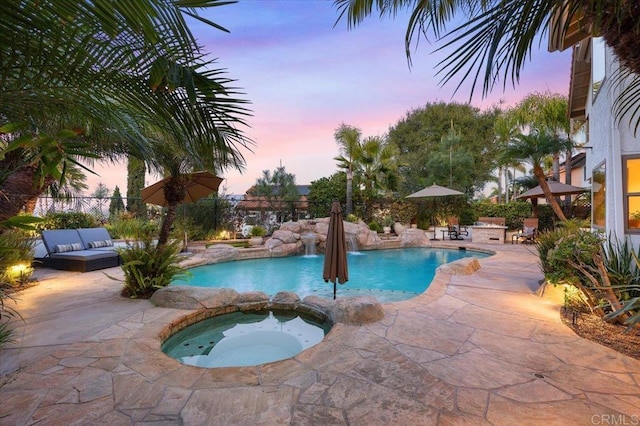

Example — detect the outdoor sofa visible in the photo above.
[40,227,121,272]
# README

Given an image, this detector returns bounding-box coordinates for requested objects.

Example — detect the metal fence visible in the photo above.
[31,196,346,238]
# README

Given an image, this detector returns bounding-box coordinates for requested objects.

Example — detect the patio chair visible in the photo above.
[511,218,539,244]
[443,217,468,240]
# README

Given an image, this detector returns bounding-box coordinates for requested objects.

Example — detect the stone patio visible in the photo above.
[1,242,639,425]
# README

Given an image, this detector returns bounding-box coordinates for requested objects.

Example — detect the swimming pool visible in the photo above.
[173,248,487,302]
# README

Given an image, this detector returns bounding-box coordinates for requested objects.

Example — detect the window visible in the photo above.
[625,156,640,232]
[592,162,606,228]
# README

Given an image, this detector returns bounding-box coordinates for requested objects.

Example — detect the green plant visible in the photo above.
[368,221,382,232]
[105,215,159,240]
[388,201,417,225]
[346,213,359,223]
[471,201,533,230]
[543,230,637,325]
[250,225,266,237]
[108,238,188,299]
[36,212,98,230]
[0,228,34,347]
[602,240,640,329]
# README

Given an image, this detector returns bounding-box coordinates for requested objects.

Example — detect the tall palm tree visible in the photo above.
[359,136,400,216]
[334,1,640,128]
[493,112,519,203]
[506,131,573,220]
[0,0,248,220]
[334,124,363,216]
[512,93,575,212]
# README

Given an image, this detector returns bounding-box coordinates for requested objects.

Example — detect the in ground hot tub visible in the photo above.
[162,310,332,368]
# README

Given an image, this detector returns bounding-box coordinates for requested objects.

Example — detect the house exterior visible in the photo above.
[556,34,640,246]
[557,152,588,188]
[236,185,310,224]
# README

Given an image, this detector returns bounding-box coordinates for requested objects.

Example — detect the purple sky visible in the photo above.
[86,0,572,196]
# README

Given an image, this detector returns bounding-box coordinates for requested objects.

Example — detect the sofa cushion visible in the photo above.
[77,228,113,249]
[55,242,83,253]
[41,229,85,254]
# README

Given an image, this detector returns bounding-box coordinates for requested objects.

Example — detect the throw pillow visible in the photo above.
[89,239,113,248]
[55,243,83,253]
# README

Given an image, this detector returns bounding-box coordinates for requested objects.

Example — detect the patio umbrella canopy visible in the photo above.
[323,200,348,299]
[141,171,223,251]
[406,183,464,199]
[406,184,464,240]
[140,171,224,207]
[517,181,588,199]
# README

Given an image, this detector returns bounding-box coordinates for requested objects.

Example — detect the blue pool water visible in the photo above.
[174,248,488,302]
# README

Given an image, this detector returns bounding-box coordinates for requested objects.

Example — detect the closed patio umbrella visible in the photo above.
[323,200,348,299]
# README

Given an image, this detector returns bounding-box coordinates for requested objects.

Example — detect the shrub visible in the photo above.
[106,215,159,240]
[470,201,532,230]
[388,201,417,225]
[250,225,266,237]
[108,238,187,299]
[0,228,34,347]
[346,213,359,223]
[541,229,639,326]
[368,221,382,232]
[0,229,35,285]
[36,212,98,230]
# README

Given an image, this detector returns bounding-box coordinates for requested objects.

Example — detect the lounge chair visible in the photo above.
[40,228,120,272]
[443,217,469,240]
[511,218,539,244]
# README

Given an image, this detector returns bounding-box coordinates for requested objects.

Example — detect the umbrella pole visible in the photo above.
[182,208,188,252]
[333,282,337,300]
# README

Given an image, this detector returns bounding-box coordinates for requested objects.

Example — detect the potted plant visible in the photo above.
[249,225,266,246]
[382,217,394,234]
[630,211,640,229]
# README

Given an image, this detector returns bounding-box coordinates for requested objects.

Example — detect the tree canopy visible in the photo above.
[388,102,499,196]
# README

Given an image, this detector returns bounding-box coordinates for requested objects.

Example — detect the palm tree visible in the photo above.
[512,93,575,213]
[359,136,400,217]
[506,131,573,221]
[334,124,363,216]
[493,113,519,203]
[334,1,640,128]
[145,83,252,248]
[0,0,248,220]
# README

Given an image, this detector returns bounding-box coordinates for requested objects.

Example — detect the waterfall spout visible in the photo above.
[346,234,359,252]
[301,232,317,256]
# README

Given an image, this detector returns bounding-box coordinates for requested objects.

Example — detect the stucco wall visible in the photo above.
[584,46,640,248]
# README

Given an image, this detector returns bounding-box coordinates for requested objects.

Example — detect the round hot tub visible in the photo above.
[162,310,332,368]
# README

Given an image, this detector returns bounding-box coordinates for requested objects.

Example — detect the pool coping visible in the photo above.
[3,242,639,424]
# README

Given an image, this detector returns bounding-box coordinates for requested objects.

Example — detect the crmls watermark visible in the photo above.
[591,414,640,425]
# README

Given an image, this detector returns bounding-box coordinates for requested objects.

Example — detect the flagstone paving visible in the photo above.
[1,243,639,425]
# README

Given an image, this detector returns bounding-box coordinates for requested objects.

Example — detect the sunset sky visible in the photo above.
[86,0,572,196]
